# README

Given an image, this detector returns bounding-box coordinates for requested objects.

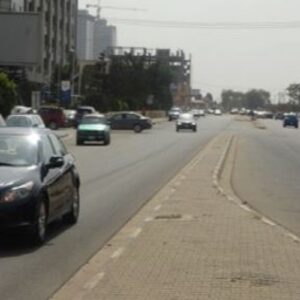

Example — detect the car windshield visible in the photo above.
[0,134,39,166]
[80,116,106,124]
[6,116,30,127]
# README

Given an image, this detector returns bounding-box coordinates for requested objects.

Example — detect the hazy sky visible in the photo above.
[79,0,300,101]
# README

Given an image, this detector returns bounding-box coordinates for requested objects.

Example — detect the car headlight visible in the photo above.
[1,181,34,203]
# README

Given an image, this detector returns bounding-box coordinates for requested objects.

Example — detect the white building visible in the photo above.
[77,10,117,61]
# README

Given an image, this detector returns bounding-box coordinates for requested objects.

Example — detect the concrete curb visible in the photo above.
[214,135,300,244]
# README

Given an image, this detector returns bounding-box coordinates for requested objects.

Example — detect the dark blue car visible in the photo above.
[283,115,298,128]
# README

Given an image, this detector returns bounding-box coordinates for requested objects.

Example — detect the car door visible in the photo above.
[125,113,140,129]
[110,114,123,129]
[48,133,74,211]
[40,134,66,220]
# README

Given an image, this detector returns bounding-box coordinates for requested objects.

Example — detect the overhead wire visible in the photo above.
[106,18,300,29]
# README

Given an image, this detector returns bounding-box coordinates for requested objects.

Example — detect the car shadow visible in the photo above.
[0,219,73,257]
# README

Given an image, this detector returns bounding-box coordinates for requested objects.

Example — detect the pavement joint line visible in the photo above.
[83,272,105,291]
[286,233,300,243]
[261,217,276,226]
[154,205,162,212]
[130,228,143,238]
[111,247,124,259]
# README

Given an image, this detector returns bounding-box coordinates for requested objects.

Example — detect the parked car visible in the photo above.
[108,112,152,133]
[168,107,182,121]
[176,113,197,132]
[191,109,205,118]
[75,106,96,127]
[6,114,45,128]
[0,114,5,126]
[76,114,111,146]
[11,105,33,115]
[274,112,285,120]
[0,128,80,244]
[64,109,76,127]
[283,114,298,128]
[38,106,66,130]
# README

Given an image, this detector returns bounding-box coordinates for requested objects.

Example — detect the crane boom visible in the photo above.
[86,2,146,19]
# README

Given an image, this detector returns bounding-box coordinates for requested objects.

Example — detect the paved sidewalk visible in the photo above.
[52,133,300,300]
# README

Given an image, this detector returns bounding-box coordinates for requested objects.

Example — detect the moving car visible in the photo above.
[176,113,197,132]
[6,114,45,128]
[76,114,111,145]
[168,107,182,121]
[108,112,152,133]
[64,109,76,127]
[75,106,96,127]
[0,128,80,244]
[283,114,298,128]
[214,109,222,116]
[39,106,66,130]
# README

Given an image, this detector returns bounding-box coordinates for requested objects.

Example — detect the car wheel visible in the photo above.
[49,121,58,130]
[193,127,197,132]
[64,187,80,224]
[31,199,47,245]
[134,124,142,133]
[176,126,179,132]
[103,134,111,145]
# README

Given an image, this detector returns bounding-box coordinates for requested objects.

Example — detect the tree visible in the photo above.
[0,72,17,117]
[221,90,245,111]
[244,89,270,109]
[287,83,300,104]
[81,52,175,112]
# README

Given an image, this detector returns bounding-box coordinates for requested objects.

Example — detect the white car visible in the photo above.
[214,109,222,116]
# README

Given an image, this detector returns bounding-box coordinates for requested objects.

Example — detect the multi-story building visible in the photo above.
[0,0,78,88]
[77,10,117,61]
[0,0,23,11]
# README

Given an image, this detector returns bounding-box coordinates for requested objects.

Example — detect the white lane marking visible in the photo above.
[130,228,142,238]
[144,217,153,222]
[111,247,124,259]
[261,217,276,226]
[154,205,162,212]
[83,272,105,290]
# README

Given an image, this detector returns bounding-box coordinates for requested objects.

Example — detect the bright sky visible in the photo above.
[79,0,300,101]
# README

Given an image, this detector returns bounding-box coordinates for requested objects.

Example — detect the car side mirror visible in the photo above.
[47,156,64,169]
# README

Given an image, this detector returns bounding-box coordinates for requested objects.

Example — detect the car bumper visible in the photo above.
[77,130,107,141]
[0,199,36,230]
[177,123,196,129]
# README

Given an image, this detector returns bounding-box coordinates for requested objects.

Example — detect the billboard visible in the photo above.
[0,12,42,66]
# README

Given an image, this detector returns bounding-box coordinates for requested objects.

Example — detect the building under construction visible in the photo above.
[105,47,192,107]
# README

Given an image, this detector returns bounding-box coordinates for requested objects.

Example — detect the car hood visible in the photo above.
[0,166,38,189]
[78,124,108,131]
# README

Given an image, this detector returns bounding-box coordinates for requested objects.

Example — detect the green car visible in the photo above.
[76,114,111,146]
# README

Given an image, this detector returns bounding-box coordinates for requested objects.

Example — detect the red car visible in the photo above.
[38,106,66,130]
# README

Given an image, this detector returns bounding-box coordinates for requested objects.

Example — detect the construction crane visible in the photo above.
[86,0,147,20]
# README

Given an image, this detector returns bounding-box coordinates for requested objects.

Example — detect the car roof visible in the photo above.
[82,113,105,118]
[0,127,51,135]
[8,114,39,118]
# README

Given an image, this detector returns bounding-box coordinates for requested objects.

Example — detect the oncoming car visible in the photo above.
[0,128,80,244]
[76,114,111,145]
[176,113,197,132]
[283,114,298,128]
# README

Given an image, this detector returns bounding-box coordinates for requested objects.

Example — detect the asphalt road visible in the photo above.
[0,116,232,300]
[231,118,300,236]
